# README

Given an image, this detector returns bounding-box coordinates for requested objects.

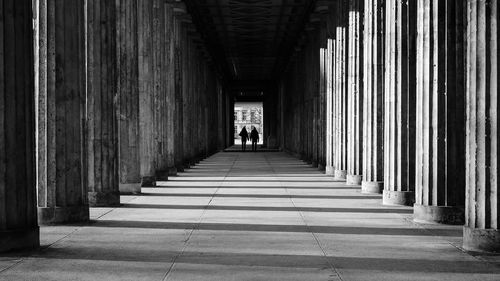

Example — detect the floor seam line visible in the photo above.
[265,154,344,281]
[0,225,83,275]
[162,154,238,281]
[401,216,498,265]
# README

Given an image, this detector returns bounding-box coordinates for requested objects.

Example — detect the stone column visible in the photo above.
[173,15,185,172]
[463,0,500,252]
[153,0,168,181]
[165,3,177,176]
[0,0,39,252]
[36,0,89,224]
[333,0,349,179]
[318,19,327,170]
[362,0,385,194]
[346,0,364,185]
[117,0,141,194]
[182,25,192,167]
[217,82,225,151]
[320,19,328,171]
[138,0,157,186]
[414,0,466,223]
[325,38,335,175]
[87,0,120,206]
[383,0,417,205]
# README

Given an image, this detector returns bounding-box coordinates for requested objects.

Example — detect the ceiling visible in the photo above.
[185,0,317,83]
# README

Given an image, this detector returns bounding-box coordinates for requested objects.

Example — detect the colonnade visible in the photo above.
[0,0,498,254]
[0,0,228,251]
[280,0,499,252]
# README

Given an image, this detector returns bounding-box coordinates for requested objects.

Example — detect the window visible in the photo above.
[241,110,247,121]
[234,111,238,121]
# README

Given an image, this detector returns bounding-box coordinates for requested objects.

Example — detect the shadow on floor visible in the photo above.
[139,193,383,200]
[150,186,360,190]
[89,220,461,237]
[118,204,413,214]
[8,245,499,274]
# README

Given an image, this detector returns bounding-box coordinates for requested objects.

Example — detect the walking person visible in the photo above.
[239,127,249,151]
[250,127,259,152]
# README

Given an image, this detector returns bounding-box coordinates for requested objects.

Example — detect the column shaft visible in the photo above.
[173,16,185,171]
[383,0,417,205]
[346,0,364,185]
[138,0,157,186]
[36,0,89,223]
[463,0,500,252]
[325,38,335,175]
[318,21,327,170]
[87,0,120,206]
[0,0,39,252]
[414,0,466,223]
[117,0,141,194]
[217,82,225,151]
[362,0,385,194]
[333,0,349,179]
[165,3,177,176]
[182,26,191,167]
[153,0,168,181]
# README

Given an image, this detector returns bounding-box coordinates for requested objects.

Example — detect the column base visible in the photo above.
[361,181,383,194]
[156,170,169,181]
[346,174,362,185]
[463,226,500,253]
[119,183,141,195]
[141,176,156,187]
[38,206,89,225]
[383,190,414,206]
[88,191,121,207]
[0,227,39,252]
[318,163,326,172]
[325,166,335,176]
[334,169,347,180]
[413,204,464,225]
[168,167,178,176]
[175,165,185,172]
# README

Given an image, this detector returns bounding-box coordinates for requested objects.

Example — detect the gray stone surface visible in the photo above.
[414,0,466,222]
[35,0,89,224]
[346,0,364,186]
[0,0,39,252]
[362,0,385,194]
[117,0,141,195]
[383,0,417,207]
[87,0,120,207]
[1,152,499,280]
[464,0,499,252]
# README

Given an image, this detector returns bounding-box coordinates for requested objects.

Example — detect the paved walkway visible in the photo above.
[1,152,500,280]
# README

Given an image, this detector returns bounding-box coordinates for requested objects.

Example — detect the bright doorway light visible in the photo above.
[234,102,264,145]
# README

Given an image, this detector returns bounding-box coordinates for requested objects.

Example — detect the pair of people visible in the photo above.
[239,126,259,151]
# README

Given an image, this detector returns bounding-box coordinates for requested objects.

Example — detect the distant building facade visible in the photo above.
[234,102,263,143]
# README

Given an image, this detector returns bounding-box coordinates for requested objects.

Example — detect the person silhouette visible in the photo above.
[250,127,259,151]
[239,126,249,151]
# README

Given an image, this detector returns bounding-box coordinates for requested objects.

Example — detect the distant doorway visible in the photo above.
[234,102,264,145]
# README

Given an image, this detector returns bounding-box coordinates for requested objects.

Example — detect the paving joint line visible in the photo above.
[0,193,144,275]
[264,154,344,281]
[162,154,239,281]
[0,224,84,275]
[401,216,500,266]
